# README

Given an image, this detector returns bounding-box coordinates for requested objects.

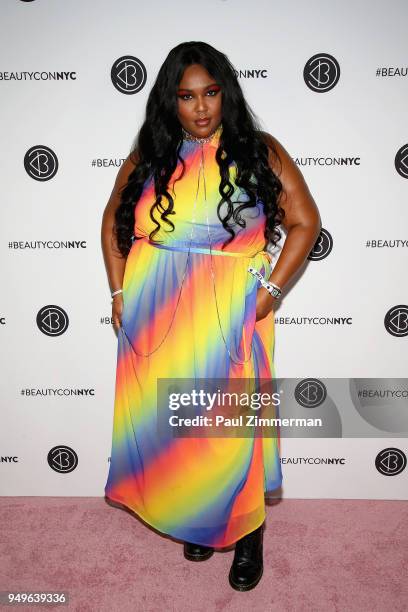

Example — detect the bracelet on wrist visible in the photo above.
[111,289,123,298]
[247,266,282,299]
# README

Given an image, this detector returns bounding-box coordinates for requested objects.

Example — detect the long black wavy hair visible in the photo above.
[114,41,285,258]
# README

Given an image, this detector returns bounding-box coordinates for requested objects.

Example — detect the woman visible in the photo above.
[101,41,321,592]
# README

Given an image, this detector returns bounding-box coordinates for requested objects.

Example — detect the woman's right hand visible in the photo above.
[112,294,124,330]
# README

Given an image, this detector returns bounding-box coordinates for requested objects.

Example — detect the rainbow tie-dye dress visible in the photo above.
[104,126,282,548]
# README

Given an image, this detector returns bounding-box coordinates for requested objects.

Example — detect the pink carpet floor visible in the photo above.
[1,497,407,611]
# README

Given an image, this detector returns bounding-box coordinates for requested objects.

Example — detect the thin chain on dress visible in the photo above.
[129,136,254,366]
[128,153,203,358]
[200,143,253,366]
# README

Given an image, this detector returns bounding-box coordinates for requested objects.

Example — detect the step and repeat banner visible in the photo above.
[1,0,407,499]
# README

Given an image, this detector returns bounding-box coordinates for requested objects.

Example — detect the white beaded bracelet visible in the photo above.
[111,289,123,298]
[248,266,282,299]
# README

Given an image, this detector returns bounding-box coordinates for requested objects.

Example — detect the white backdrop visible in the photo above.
[0,0,407,499]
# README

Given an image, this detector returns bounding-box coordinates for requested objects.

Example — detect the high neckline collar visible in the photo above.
[181,123,222,148]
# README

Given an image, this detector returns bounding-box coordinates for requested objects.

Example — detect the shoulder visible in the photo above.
[119,149,140,182]
[257,130,309,192]
[104,150,140,214]
[257,131,321,232]
[110,149,140,196]
[257,131,295,177]
[128,148,141,168]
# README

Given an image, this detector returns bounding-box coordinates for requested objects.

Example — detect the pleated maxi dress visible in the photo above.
[104,126,282,548]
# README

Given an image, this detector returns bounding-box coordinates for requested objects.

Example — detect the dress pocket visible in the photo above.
[228,251,272,364]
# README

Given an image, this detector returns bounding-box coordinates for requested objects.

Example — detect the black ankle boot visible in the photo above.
[183,541,214,561]
[229,522,264,591]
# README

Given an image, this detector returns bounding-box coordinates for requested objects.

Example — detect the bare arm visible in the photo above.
[264,132,321,288]
[256,132,322,319]
[101,152,139,327]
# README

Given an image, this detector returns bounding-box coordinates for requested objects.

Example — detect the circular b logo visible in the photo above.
[395,144,408,179]
[384,305,408,337]
[36,305,69,336]
[24,145,58,181]
[295,378,327,408]
[48,446,78,473]
[111,56,147,94]
[375,448,406,476]
[308,228,333,261]
[304,53,340,92]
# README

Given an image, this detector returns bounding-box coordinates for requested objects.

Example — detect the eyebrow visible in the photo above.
[177,83,220,92]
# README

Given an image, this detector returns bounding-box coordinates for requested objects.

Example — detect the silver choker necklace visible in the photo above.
[182,124,222,144]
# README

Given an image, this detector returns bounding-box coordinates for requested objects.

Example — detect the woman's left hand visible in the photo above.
[255,287,276,321]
